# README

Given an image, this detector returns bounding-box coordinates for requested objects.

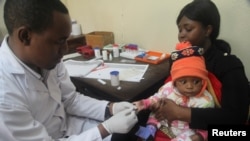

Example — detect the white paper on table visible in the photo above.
[85,63,149,82]
[63,59,103,77]
[62,52,81,60]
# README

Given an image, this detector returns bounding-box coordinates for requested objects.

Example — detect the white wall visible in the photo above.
[67,0,250,79]
[0,0,7,42]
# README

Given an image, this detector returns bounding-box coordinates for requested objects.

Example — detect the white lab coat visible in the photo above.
[0,36,110,141]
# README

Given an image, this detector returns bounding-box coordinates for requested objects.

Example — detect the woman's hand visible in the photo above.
[151,98,191,123]
[150,98,177,122]
[190,133,205,141]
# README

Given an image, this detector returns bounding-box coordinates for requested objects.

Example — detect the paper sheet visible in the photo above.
[85,63,148,82]
[64,59,103,77]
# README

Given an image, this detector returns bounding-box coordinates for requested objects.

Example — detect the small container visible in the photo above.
[113,44,119,58]
[71,19,82,36]
[94,47,101,58]
[110,71,120,86]
[102,50,108,60]
[109,53,113,61]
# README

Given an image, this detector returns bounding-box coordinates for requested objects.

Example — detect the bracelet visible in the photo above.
[105,102,112,120]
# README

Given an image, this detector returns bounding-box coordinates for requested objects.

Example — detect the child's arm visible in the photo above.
[133,94,160,113]
[132,100,144,113]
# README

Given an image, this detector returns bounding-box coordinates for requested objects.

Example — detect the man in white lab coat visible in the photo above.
[0,0,138,141]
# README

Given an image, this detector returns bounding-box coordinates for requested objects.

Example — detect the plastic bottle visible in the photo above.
[110,71,120,86]
[113,44,119,58]
[102,50,108,60]
[94,47,101,58]
[109,52,113,61]
[71,19,82,36]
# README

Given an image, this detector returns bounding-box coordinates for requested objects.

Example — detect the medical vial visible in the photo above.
[94,47,101,58]
[112,44,119,58]
[110,71,120,86]
[109,52,113,61]
[102,50,108,60]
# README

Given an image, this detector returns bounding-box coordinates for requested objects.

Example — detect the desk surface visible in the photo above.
[70,56,170,102]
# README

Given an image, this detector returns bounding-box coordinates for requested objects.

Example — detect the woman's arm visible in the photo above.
[153,98,191,123]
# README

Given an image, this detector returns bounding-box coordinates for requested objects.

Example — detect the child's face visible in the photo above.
[175,76,203,97]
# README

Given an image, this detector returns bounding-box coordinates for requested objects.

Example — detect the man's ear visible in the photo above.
[18,27,31,45]
[206,25,213,37]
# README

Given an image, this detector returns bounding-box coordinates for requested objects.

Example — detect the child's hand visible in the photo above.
[150,98,164,112]
[132,101,144,113]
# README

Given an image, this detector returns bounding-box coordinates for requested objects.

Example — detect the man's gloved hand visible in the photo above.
[112,101,136,115]
[102,108,138,134]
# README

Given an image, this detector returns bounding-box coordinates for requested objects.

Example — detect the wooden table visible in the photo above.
[70,56,170,102]
[66,55,170,141]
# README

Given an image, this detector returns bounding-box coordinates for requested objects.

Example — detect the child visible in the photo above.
[133,42,216,141]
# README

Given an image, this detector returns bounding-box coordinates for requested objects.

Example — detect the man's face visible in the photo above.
[27,11,71,70]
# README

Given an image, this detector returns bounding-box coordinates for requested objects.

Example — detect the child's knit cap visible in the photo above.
[170,42,208,91]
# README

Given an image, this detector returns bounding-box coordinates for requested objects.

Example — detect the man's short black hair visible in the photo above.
[4,0,69,35]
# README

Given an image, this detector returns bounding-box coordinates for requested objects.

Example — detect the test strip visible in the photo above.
[117,86,121,90]
[97,79,106,85]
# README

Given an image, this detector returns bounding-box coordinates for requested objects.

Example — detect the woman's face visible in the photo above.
[177,16,211,49]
